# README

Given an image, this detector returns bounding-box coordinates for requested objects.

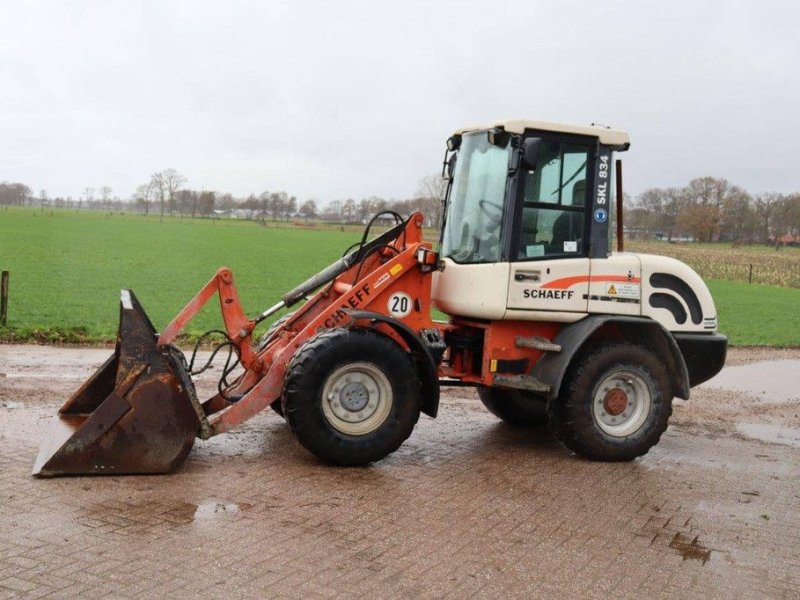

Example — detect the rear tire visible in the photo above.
[283,328,421,466]
[548,342,672,461]
[477,387,547,427]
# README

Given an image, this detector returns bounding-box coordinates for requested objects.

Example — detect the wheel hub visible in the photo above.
[592,369,653,437]
[339,381,370,412]
[602,388,628,416]
[321,362,393,436]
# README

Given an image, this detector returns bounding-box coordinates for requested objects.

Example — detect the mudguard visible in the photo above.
[532,315,691,401]
[345,310,440,418]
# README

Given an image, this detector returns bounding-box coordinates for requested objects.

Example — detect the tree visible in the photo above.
[99,186,113,210]
[677,204,719,242]
[772,194,800,248]
[299,199,317,221]
[39,189,48,211]
[754,192,783,245]
[134,182,155,215]
[149,169,186,220]
[323,199,343,220]
[198,191,215,216]
[719,188,756,243]
[635,187,684,239]
[286,196,297,220]
[242,194,260,219]
[415,174,448,228]
[342,198,357,222]
[0,182,32,206]
[82,187,94,211]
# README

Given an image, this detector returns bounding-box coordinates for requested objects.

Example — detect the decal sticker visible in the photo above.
[605,282,639,299]
[524,289,575,300]
[321,283,372,328]
[563,240,577,252]
[389,264,404,276]
[526,245,545,257]
[594,208,608,223]
[597,155,609,206]
[387,292,412,317]
[374,272,390,289]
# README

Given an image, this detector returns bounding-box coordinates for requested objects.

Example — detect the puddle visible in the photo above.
[669,532,711,564]
[705,360,800,404]
[736,423,800,449]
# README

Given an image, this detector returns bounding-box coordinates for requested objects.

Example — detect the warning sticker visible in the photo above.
[605,282,640,299]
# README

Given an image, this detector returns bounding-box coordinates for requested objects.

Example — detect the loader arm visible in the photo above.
[203,213,435,436]
[157,267,261,371]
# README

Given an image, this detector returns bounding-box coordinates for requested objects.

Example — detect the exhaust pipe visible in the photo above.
[32,290,203,477]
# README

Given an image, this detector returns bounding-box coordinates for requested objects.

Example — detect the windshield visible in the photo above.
[441,132,510,263]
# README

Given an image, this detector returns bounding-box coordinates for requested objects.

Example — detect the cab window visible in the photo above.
[517,141,589,259]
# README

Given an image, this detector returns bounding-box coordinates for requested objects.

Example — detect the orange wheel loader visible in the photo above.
[33,119,727,477]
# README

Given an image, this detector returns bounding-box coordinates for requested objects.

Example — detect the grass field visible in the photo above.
[1,207,798,346]
[0,208,362,343]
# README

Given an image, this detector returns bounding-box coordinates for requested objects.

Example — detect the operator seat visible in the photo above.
[548,180,585,254]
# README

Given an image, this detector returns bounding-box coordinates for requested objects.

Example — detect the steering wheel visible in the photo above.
[479,200,503,226]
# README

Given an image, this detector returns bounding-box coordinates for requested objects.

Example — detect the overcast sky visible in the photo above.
[2,1,798,203]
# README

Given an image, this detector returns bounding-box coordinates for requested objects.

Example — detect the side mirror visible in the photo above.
[446,153,457,180]
[522,137,542,170]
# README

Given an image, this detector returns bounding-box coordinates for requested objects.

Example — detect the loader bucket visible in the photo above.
[32,290,202,477]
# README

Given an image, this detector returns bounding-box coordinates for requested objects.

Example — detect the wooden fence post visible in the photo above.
[0,271,8,326]
[748,264,753,284]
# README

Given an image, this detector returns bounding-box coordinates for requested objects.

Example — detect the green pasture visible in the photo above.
[0,207,798,346]
[0,208,361,343]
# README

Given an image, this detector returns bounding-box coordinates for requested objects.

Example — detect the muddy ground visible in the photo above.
[0,345,799,598]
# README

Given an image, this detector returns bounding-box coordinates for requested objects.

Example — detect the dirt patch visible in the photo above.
[1,344,799,597]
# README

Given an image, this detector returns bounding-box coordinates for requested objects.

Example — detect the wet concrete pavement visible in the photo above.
[1,345,799,598]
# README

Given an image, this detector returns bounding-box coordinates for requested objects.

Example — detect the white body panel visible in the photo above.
[433,254,718,334]
[639,254,718,332]
[588,253,642,317]
[506,258,590,313]
[454,119,629,147]
[432,260,509,320]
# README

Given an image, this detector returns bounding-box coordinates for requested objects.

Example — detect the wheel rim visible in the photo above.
[321,362,393,436]
[592,368,652,437]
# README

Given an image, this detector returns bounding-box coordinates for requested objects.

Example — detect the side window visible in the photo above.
[518,141,590,259]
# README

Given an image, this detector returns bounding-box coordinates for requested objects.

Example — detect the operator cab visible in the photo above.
[434,119,630,321]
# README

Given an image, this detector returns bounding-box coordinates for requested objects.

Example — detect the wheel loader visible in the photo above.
[32,119,728,477]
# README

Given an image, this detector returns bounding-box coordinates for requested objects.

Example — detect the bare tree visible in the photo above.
[755,192,783,245]
[149,170,186,220]
[98,186,112,211]
[286,195,297,220]
[415,174,448,228]
[82,187,94,211]
[299,199,317,221]
[39,189,48,211]
[198,191,215,216]
[134,182,155,215]
[342,198,357,222]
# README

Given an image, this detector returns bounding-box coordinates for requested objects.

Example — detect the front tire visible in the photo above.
[548,342,673,461]
[477,387,547,427]
[283,328,421,466]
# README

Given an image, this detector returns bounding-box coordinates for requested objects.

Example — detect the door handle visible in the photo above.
[514,272,540,282]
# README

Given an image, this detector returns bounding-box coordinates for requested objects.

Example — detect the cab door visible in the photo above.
[506,136,593,315]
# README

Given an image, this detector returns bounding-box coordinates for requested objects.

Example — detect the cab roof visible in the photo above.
[454,119,630,149]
